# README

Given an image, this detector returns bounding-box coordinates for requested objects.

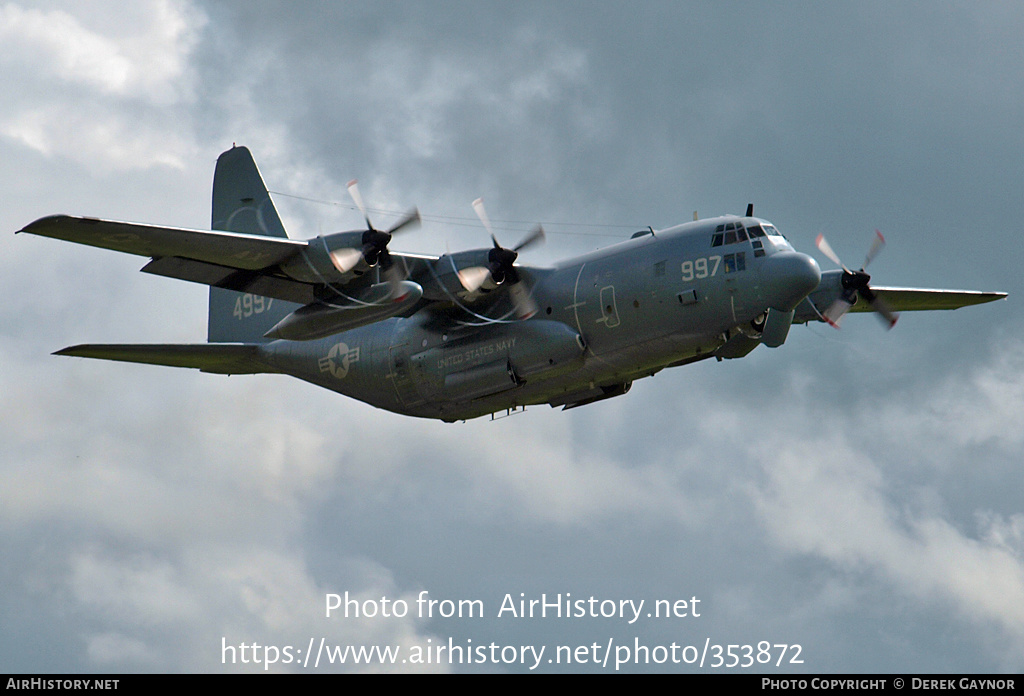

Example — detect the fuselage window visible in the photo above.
[724,252,746,273]
[711,233,724,247]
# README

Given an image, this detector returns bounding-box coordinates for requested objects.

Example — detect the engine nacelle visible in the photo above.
[279,230,370,285]
[423,249,499,300]
[265,281,423,340]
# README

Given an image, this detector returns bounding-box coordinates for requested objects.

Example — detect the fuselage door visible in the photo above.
[388,342,420,407]
[598,285,620,328]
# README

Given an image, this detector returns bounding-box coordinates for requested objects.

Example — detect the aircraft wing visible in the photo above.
[19,214,306,268]
[846,287,1007,312]
[797,283,1006,326]
[19,215,320,305]
[19,214,446,308]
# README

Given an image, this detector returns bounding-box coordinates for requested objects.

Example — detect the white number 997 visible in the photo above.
[681,255,721,281]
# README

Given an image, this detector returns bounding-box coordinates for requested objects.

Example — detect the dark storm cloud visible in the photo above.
[2,0,1021,674]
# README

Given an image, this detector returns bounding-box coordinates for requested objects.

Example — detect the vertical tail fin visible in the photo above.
[211,146,288,237]
[207,146,295,342]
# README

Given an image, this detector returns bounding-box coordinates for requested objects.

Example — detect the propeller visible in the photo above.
[814,230,899,329]
[456,198,545,318]
[329,179,420,299]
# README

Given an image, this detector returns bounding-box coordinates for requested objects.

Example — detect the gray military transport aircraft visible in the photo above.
[19,146,1006,422]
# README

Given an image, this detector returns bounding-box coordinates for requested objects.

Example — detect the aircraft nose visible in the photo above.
[762,251,821,310]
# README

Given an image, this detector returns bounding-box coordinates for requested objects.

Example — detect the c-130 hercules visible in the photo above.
[19,146,1006,422]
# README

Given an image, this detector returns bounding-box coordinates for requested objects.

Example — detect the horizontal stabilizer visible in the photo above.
[54,344,277,375]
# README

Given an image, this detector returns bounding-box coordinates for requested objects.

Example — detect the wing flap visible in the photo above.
[141,257,315,304]
[54,344,277,375]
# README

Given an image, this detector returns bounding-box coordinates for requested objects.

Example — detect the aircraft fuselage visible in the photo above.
[258,216,820,421]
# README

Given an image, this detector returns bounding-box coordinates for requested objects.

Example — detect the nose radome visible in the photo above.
[763,252,821,311]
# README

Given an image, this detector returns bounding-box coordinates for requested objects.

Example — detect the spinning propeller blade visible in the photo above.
[457,198,545,318]
[338,179,420,297]
[347,179,371,230]
[815,231,899,329]
[863,229,885,269]
[457,265,492,293]
[815,234,847,271]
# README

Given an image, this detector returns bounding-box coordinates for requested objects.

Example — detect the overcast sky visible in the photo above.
[1,0,1021,673]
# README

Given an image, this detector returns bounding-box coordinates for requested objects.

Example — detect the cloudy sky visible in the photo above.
[2,1,1021,673]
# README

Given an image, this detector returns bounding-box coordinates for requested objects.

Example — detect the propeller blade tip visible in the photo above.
[457,266,491,293]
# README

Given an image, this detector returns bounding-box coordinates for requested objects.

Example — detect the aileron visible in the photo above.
[141,256,316,304]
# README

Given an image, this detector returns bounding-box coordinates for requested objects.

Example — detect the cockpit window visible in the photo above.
[711,220,786,248]
[711,221,753,247]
